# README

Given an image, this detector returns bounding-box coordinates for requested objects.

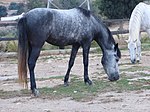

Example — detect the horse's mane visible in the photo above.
[129,2,146,41]
[76,7,91,17]
[107,27,115,44]
[76,7,116,49]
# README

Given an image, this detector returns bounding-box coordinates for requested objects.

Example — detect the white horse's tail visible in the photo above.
[129,2,146,42]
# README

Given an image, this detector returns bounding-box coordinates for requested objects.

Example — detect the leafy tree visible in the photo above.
[27,0,46,10]
[59,0,82,9]
[94,0,143,19]
[0,5,7,17]
[48,0,85,9]
[9,2,25,15]
[9,2,18,10]
[17,3,25,14]
[27,0,94,10]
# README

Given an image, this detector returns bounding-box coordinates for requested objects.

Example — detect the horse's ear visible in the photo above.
[115,43,121,58]
[114,43,118,51]
[134,39,137,43]
[125,40,129,43]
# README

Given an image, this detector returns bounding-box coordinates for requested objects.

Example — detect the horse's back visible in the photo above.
[131,2,150,31]
[141,3,150,30]
[23,8,98,46]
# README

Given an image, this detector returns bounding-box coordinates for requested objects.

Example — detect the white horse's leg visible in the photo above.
[136,33,141,62]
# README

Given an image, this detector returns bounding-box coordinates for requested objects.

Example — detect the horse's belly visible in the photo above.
[46,36,78,46]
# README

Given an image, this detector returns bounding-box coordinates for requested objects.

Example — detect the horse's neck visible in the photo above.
[96,28,115,53]
[129,2,145,42]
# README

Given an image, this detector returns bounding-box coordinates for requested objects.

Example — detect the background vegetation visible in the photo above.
[0,5,7,17]
[95,0,144,19]
[26,0,144,19]
[0,0,146,18]
[0,0,147,52]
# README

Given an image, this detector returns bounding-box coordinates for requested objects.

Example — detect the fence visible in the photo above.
[0,19,129,41]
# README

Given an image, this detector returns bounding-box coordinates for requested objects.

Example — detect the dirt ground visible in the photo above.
[0,49,150,112]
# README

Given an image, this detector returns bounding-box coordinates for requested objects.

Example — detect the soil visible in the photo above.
[0,49,150,112]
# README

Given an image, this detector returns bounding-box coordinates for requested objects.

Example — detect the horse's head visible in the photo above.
[101,43,121,81]
[127,39,137,64]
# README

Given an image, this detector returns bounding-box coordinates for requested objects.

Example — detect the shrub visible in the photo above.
[17,3,25,14]
[95,0,143,19]
[27,0,46,10]
[9,2,18,10]
[0,5,7,17]
[9,2,25,15]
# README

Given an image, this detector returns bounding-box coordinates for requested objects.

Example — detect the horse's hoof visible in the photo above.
[64,82,69,87]
[85,80,92,85]
[32,89,40,97]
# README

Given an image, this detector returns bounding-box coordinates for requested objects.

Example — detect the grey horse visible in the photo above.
[18,7,121,96]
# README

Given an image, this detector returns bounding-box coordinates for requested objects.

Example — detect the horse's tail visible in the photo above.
[18,17,28,88]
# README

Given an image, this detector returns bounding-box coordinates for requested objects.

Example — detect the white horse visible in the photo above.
[127,2,150,64]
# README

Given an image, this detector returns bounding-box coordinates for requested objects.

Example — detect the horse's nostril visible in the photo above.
[131,59,136,64]
[113,76,119,81]
[109,75,119,81]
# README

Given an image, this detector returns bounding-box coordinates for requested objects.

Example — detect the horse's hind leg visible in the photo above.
[64,44,80,86]
[82,44,92,85]
[28,46,42,96]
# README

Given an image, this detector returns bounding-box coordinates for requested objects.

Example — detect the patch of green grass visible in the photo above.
[91,41,99,48]
[141,36,150,43]
[141,36,150,51]
[39,79,110,101]
[115,78,139,91]
[38,73,150,101]
[0,75,149,101]
[120,65,150,72]
[142,44,150,51]
[38,76,150,101]
[37,76,64,81]
[6,41,18,52]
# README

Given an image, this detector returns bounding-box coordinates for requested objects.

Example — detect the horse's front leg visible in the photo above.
[82,44,92,85]
[28,47,41,96]
[64,44,80,86]
[136,33,141,63]
[136,42,141,63]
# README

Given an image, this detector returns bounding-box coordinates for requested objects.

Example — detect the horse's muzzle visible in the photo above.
[108,74,119,81]
[131,59,136,64]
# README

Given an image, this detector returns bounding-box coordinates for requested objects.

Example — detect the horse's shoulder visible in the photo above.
[76,7,91,17]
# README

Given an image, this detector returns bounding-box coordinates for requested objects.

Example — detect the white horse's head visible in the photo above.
[127,2,147,64]
[127,39,137,64]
